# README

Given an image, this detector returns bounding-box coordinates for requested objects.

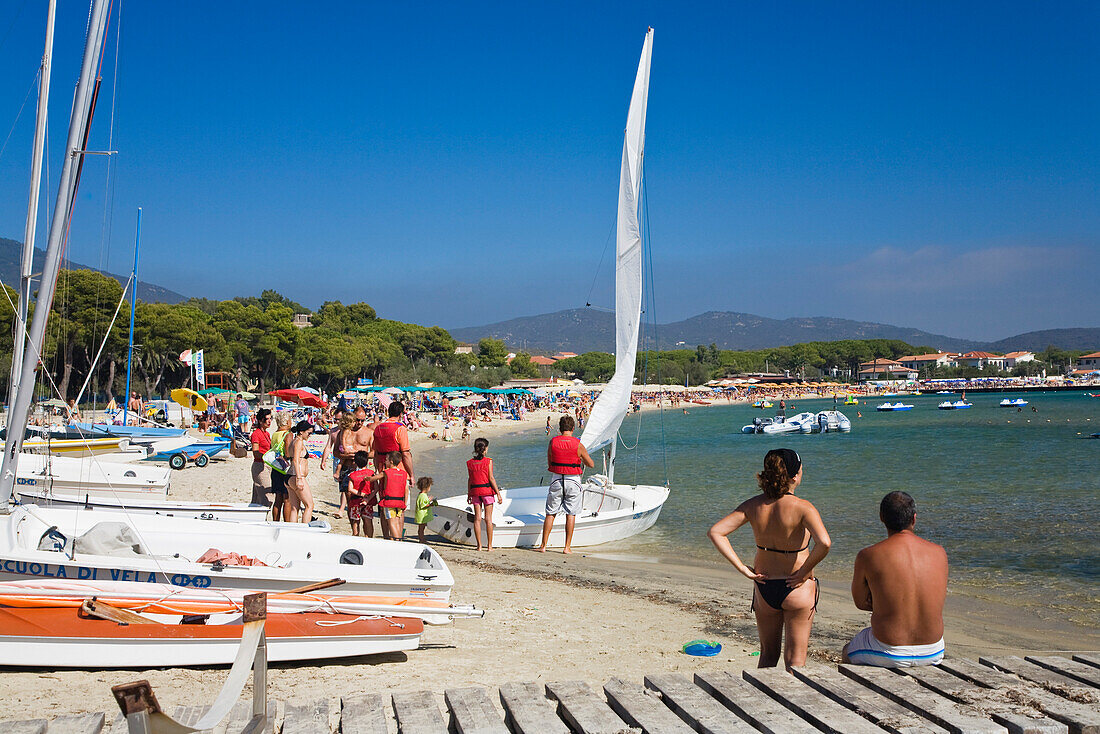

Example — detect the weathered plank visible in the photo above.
[942,658,1100,734]
[392,690,449,734]
[0,721,47,734]
[43,714,105,734]
[545,681,636,734]
[499,682,570,734]
[1027,657,1100,690]
[603,677,694,734]
[1073,655,1100,671]
[902,665,1067,734]
[792,662,950,734]
[743,667,889,734]
[980,658,1099,703]
[282,699,332,734]
[444,687,509,734]
[839,664,1006,733]
[643,673,756,734]
[340,693,390,734]
[694,671,820,734]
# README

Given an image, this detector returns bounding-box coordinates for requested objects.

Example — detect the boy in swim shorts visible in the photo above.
[347,451,374,537]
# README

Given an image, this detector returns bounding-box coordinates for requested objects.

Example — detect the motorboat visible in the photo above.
[876,402,914,411]
[938,400,972,410]
[813,411,851,432]
[761,412,817,434]
[999,399,1028,407]
[742,416,777,434]
[431,478,667,549]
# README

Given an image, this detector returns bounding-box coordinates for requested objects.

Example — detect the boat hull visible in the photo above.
[5,453,170,499]
[15,491,270,522]
[429,481,668,549]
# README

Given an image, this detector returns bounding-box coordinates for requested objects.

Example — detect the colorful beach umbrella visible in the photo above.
[269,388,327,409]
[170,388,208,412]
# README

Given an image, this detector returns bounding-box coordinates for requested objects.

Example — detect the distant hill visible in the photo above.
[986,328,1100,353]
[450,309,980,354]
[0,236,186,304]
[451,309,1100,354]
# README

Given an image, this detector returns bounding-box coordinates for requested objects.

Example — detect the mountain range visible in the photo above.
[450,309,1100,355]
[0,237,186,304]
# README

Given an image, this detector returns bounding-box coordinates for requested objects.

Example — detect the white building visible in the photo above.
[1002,351,1035,369]
[897,353,955,371]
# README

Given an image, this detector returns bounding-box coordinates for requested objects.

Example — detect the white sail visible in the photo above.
[581,28,653,454]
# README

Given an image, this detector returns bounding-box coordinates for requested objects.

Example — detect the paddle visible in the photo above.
[284,578,345,594]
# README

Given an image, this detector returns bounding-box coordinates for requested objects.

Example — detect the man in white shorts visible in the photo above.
[537,415,594,554]
[844,491,948,667]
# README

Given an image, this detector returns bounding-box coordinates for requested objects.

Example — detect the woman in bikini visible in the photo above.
[708,448,831,670]
[286,420,315,524]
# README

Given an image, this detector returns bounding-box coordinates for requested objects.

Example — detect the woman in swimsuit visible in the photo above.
[708,448,831,670]
[286,420,315,524]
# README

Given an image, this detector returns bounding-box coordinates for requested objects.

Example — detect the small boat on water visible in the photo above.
[877,402,914,411]
[752,400,774,409]
[762,412,817,434]
[938,400,972,410]
[843,396,859,405]
[814,411,851,433]
[999,399,1028,407]
[936,390,956,395]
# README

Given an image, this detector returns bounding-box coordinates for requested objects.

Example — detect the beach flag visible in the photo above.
[195,350,206,387]
[179,349,192,366]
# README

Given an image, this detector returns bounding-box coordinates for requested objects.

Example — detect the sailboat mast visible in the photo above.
[6,0,57,421]
[122,207,141,426]
[0,0,112,510]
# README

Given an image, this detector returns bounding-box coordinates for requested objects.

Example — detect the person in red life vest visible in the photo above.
[371,401,414,538]
[249,409,273,508]
[537,415,594,553]
[346,450,377,537]
[466,437,503,551]
[363,451,410,541]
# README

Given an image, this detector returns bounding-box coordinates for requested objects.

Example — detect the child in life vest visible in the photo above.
[346,450,375,537]
[414,477,438,543]
[364,451,409,541]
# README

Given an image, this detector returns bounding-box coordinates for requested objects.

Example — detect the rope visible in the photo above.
[73,273,132,405]
[0,70,38,163]
[642,158,669,487]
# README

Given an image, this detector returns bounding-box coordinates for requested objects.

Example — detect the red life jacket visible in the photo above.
[466,457,494,497]
[548,435,583,475]
[378,467,408,509]
[373,420,401,454]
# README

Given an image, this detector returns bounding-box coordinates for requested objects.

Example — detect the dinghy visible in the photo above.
[431,29,667,549]
[742,416,777,434]
[762,412,817,434]
[876,402,913,411]
[938,400,972,410]
[814,411,851,432]
[999,398,1028,407]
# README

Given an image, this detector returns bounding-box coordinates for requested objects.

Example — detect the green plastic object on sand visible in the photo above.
[681,639,722,657]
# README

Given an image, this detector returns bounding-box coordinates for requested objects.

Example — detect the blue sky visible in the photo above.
[0,1,1097,341]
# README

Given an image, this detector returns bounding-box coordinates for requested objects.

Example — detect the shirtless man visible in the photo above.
[843,491,948,667]
[334,407,374,524]
[371,402,413,539]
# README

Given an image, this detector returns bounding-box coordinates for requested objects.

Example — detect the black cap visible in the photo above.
[765,448,801,477]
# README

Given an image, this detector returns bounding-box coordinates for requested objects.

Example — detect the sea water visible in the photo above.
[483,391,1099,626]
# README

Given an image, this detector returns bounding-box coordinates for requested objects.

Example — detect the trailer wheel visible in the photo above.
[194,453,209,468]
[169,453,187,470]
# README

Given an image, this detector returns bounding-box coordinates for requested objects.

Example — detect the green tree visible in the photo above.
[477,338,508,368]
[510,352,539,378]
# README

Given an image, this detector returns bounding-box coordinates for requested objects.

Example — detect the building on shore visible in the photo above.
[857,359,918,382]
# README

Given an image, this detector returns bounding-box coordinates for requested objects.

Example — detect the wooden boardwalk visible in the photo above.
[6,654,1099,733]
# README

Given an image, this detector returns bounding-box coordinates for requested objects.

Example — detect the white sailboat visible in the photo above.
[431,29,669,549]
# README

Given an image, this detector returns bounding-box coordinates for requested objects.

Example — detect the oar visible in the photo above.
[284,578,345,594]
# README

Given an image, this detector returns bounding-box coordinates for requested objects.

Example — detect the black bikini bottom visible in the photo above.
[752,578,819,611]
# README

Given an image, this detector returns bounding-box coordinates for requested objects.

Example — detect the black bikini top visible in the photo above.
[756,542,809,554]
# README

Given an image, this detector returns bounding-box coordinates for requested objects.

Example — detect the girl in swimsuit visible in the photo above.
[286,420,315,524]
[708,448,831,671]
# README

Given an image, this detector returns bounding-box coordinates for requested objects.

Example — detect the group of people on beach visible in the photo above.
[709,448,949,669]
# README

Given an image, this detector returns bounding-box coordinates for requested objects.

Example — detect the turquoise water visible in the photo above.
[480,391,1099,625]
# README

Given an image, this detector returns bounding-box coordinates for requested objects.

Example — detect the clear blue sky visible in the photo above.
[0,1,1097,341]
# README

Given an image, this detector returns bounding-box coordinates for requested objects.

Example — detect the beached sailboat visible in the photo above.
[431,29,668,549]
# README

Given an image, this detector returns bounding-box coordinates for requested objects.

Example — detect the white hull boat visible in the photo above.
[1000,399,1028,407]
[14,490,272,522]
[6,453,170,501]
[430,478,668,549]
[814,410,851,432]
[762,412,817,434]
[938,400,972,410]
[876,402,914,411]
[0,506,455,612]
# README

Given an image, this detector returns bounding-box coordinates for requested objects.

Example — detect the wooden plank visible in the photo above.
[980,658,1099,703]
[282,699,332,734]
[444,687,509,734]
[1073,655,1100,671]
[938,658,1021,690]
[902,665,1067,734]
[643,674,756,734]
[1027,657,1100,690]
[839,665,1006,734]
[743,667,889,734]
[603,678,694,734]
[499,682,570,734]
[340,693,390,734]
[791,662,951,734]
[545,681,636,734]
[0,721,46,734]
[393,690,448,734]
[694,671,820,734]
[44,714,105,734]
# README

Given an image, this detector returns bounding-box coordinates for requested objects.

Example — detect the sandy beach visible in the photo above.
[0,405,1095,720]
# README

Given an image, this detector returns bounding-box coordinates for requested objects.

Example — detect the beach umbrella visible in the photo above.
[36,398,68,409]
[298,386,320,395]
[381,387,404,395]
[450,398,473,407]
[269,388,327,409]
[170,388,208,412]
